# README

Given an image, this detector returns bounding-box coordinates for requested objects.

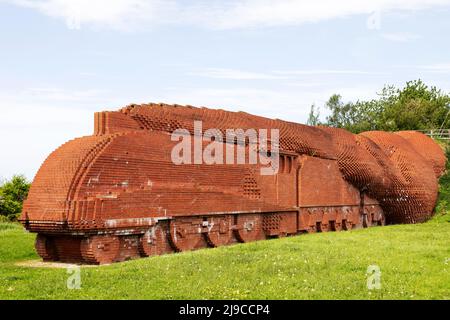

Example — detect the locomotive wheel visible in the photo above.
[342,220,353,231]
[205,215,234,247]
[139,222,173,257]
[35,234,58,262]
[80,235,120,264]
[234,214,265,243]
[169,218,207,252]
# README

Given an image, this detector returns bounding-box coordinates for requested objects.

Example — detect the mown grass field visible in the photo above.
[0,212,449,300]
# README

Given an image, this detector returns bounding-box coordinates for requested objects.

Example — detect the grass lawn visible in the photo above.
[0,213,449,300]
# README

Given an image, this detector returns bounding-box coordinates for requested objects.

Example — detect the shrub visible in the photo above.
[0,175,30,221]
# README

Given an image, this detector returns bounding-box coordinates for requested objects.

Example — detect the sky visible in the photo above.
[1,0,450,180]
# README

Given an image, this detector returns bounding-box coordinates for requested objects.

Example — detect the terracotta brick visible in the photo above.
[20,103,445,264]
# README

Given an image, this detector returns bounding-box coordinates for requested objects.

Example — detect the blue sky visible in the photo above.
[1,0,450,180]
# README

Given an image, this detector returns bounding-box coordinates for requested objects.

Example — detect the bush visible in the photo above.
[435,142,450,216]
[324,80,450,133]
[0,175,30,222]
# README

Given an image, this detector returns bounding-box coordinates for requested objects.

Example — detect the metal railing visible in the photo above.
[416,129,450,140]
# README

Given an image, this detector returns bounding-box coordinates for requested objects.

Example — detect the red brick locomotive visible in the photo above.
[20,103,446,264]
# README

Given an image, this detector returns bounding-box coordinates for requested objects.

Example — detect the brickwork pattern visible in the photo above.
[20,103,445,264]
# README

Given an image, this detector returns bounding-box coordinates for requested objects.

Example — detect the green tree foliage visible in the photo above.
[325,94,383,133]
[325,80,450,133]
[379,80,450,131]
[0,175,30,221]
[436,142,450,215]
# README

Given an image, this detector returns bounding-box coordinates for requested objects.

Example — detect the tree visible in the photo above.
[0,175,30,221]
[306,104,320,126]
[324,80,450,133]
[325,94,383,133]
[378,80,450,131]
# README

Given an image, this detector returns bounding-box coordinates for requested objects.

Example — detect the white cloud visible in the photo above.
[381,32,422,42]
[419,63,450,73]
[274,69,384,76]
[285,82,324,88]
[24,87,106,102]
[4,0,450,30]
[188,68,287,80]
[188,68,386,80]
[5,0,173,30]
[204,0,450,29]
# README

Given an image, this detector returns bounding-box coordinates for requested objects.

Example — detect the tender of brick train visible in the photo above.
[20,103,446,264]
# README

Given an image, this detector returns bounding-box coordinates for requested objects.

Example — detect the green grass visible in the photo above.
[0,212,449,300]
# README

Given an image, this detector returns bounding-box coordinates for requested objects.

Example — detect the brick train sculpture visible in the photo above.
[20,103,446,264]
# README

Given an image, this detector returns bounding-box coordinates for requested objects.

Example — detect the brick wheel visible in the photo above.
[169,218,207,252]
[205,215,234,247]
[80,235,120,264]
[35,234,58,262]
[234,214,265,243]
[139,222,173,256]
